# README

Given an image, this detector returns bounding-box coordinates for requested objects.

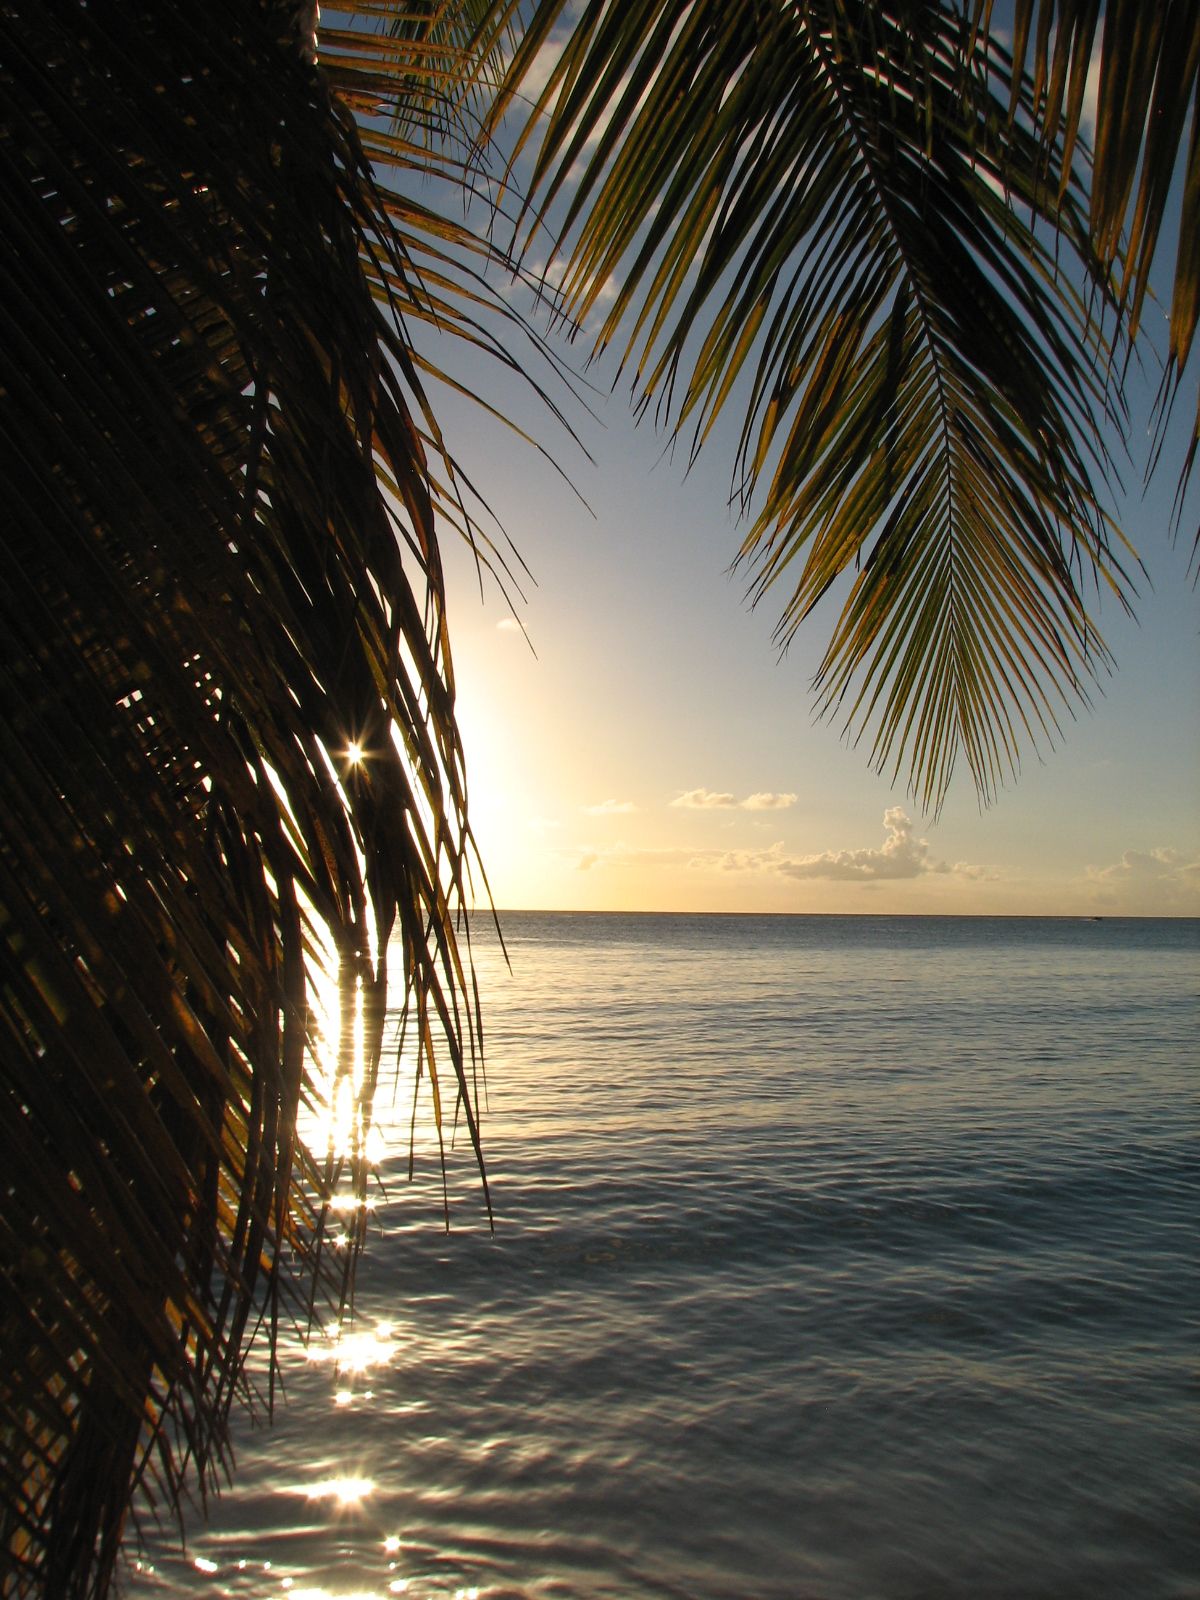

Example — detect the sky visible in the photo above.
[433,382,1197,917]
[413,23,1199,919]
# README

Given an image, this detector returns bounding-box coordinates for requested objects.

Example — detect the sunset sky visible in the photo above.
[429,343,1198,918]
[411,45,1200,920]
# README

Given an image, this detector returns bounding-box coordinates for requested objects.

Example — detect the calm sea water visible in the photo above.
[132,914,1198,1600]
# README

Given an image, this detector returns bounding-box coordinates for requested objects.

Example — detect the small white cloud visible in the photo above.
[950,861,990,882]
[496,617,521,633]
[529,255,568,292]
[671,788,738,809]
[714,843,786,873]
[584,798,637,815]
[671,787,798,811]
[522,37,569,100]
[777,807,981,882]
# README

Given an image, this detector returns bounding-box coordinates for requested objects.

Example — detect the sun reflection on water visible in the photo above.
[289,1591,386,1600]
[304,1476,375,1507]
[305,1318,397,1379]
[295,918,456,1236]
[298,928,399,1179]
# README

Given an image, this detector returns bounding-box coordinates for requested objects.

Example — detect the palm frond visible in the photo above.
[491,0,1138,807]
[1002,0,1200,528]
[0,0,508,1590]
[322,0,589,600]
[1004,0,1199,374]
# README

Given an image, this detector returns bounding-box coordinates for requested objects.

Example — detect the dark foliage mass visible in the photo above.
[0,2,487,1589]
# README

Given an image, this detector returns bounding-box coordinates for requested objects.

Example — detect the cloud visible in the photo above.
[1090,846,1184,881]
[555,841,779,875]
[584,798,637,815]
[712,843,787,873]
[521,37,568,100]
[1088,846,1199,887]
[1080,37,1103,139]
[496,617,522,633]
[949,860,990,882]
[777,808,973,882]
[560,810,989,884]
[671,788,738,809]
[670,788,796,811]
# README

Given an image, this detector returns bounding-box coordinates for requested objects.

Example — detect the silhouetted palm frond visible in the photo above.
[1006,0,1198,373]
[1003,0,1199,515]
[490,0,1172,806]
[0,2,508,1590]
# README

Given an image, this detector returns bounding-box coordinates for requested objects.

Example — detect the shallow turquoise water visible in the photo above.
[131,915,1199,1599]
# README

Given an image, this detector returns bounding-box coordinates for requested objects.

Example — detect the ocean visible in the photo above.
[130,913,1198,1600]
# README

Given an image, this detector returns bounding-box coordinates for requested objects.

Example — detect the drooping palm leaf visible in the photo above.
[0,1,517,1590]
[1001,0,1200,515]
[1003,0,1198,373]
[489,0,1142,807]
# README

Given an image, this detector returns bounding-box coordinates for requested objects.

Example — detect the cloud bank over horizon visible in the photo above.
[1086,845,1200,908]
[573,808,989,885]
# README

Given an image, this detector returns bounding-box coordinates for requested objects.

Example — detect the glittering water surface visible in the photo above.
[132,915,1198,1600]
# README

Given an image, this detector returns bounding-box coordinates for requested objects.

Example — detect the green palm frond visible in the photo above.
[323,0,517,133]
[492,0,1141,807]
[0,1,514,1589]
[1003,0,1200,519]
[323,1,586,594]
[1005,0,1198,372]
